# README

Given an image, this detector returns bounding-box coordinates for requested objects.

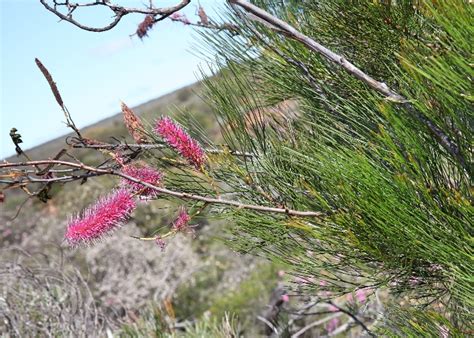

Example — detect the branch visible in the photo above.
[71,141,254,157]
[39,0,191,33]
[0,160,325,217]
[229,0,467,170]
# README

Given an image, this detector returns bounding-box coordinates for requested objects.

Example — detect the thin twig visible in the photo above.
[291,313,343,338]
[256,316,279,335]
[71,142,254,157]
[327,301,374,337]
[40,0,191,32]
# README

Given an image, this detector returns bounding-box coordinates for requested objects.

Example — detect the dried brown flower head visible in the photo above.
[121,102,148,144]
[198,6,209,25]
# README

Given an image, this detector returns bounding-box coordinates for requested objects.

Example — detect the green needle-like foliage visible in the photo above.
[178,0,472,333]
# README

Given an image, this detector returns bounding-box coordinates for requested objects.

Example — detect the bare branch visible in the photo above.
[39,0,191,33]
[0,160,325,218]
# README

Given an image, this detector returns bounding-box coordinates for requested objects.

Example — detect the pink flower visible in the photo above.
[170,13,191,25]
[356,289,367,303]
[277,270,285,277]
[281,294,290,302]
[65,189,136,246]
[154,117,205,169]
[121,164,163,197]
[171,208,192,233]
[326,317,339,333]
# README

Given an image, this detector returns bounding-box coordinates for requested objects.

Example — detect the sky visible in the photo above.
[0,0,225,159]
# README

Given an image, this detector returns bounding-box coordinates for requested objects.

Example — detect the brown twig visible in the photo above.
[229,0,467,170]
[0,160,324,217]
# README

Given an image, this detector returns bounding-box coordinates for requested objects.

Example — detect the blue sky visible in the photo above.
[0,0,225,158]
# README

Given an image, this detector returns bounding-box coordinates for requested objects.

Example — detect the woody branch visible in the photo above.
[0,160,325,218]
[39,0,192,32]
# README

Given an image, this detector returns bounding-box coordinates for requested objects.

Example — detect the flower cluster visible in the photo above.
[64,115,201,248]
[154,117,205,169]
[171,208,192,233]
[65,189,136,246]
[121,164,163,198]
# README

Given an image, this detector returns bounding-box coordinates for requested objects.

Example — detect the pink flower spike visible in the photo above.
[171,208,192,233]
[356,289,367,304]
[154,117,205,169]
[121,164,163,198]
[65,189,136,246]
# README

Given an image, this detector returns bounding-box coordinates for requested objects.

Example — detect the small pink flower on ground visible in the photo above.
[65,189,136,246]
[121,164,163,197]
[319,280,328,287]
[277,270,285,277]
[326,317,339,333]
[281,294,290,302]
[171,208,192,234]
[154,116,205,169]
[155,236,167,251]
[356,289,367,303]
[329,304,339,312]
